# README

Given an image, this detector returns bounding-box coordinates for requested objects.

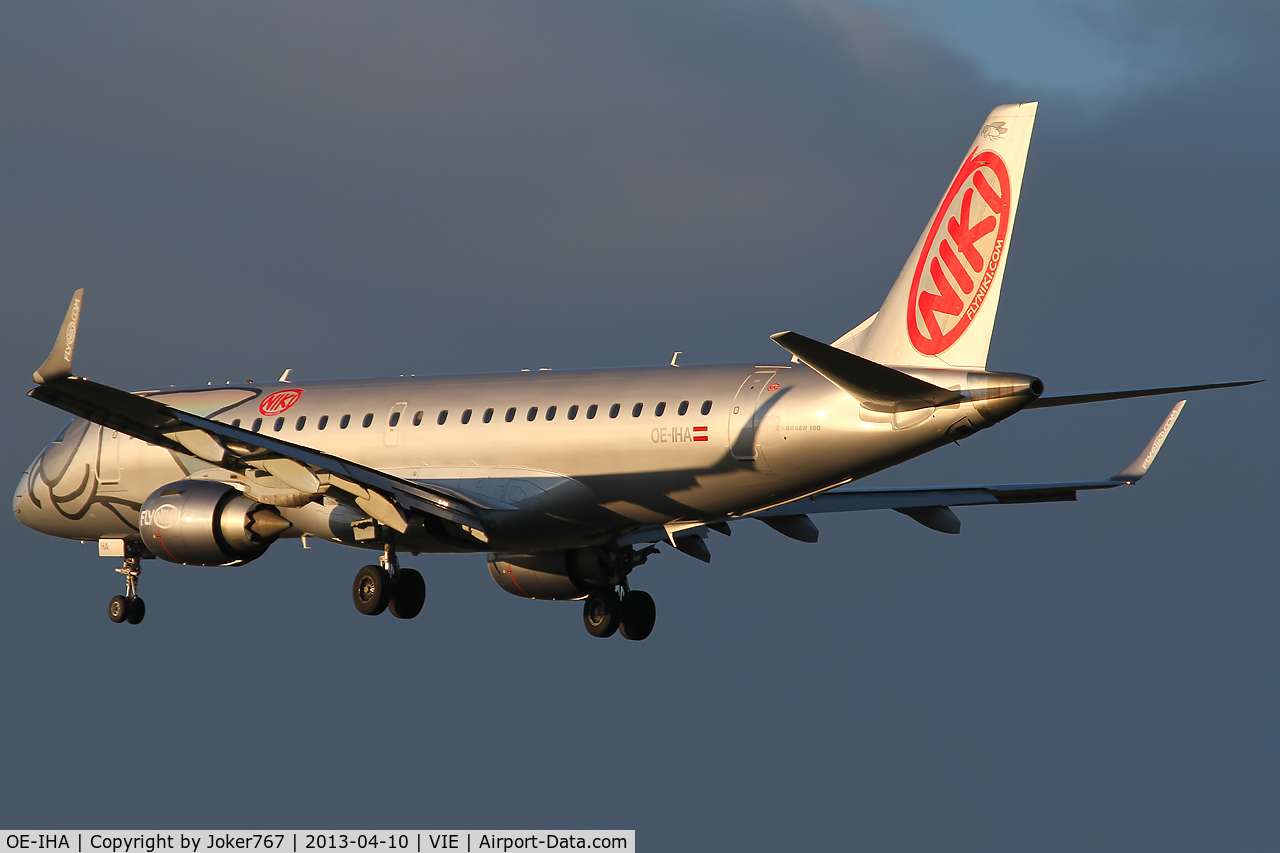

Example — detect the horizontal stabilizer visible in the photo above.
[770,331,963,412]
[1027,380,1259,408]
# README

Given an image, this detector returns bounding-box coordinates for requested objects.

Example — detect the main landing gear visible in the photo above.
[578,544,656,641]
[108,556,146,625]
[583,586,656,641]
[352,541,425,619]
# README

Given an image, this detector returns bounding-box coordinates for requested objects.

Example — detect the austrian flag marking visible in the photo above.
[907,147,1012,355]
[693,426,709,442]
[259,388,303,416]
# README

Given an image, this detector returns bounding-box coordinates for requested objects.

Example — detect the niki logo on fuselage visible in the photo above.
[259,388,303,416]
[907,148,1011,355]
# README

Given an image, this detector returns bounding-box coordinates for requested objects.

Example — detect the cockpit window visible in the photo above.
[39,419,91,482]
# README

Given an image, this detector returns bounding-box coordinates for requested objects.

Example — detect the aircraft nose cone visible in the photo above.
[13,470,36,529]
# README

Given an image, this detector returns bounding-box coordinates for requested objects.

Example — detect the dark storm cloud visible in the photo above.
[0,0,1005,383]
[0,2,1275,850]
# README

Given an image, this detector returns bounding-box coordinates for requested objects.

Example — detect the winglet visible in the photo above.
[33,289,85,384]
[1112,401,1185,483]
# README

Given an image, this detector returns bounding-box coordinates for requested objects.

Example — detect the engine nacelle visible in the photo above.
[488,548,616,600]
[139,480,291,565]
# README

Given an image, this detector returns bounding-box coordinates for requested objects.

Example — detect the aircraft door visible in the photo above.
[384,402,408,447]
[729,371,776,460]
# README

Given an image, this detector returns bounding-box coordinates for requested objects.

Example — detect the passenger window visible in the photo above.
[252,418,263,433]
[526,406,538,422]
[413,411,424,426]
[362,413,373,428]
[340,414,351,429]
[701,400,713,415]
[568,405,579,420]
[505,407,516,423]
[609,403,621,418]
[296,416,306,430]
[231,419,241,429]
[462,409,473,424]
[655,402,666,417]
[678,400,689,415]
[389,411,401,427]
[274,417,285,431]
[484,408,495,423]
[546,405,557,421]
[632,403,643,418]
[587,404,598,419]
[437,410,448,425]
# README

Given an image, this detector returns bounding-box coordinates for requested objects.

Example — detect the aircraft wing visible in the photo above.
[756,399,1185,535]
[621,400,1186,552]
[28,291,487,538]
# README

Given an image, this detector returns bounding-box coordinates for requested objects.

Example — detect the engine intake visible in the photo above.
[488,548,616,600]
[140,480,291,565]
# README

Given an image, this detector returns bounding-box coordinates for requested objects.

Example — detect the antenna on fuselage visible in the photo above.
[670,352,681,367]
[278,369,292,382]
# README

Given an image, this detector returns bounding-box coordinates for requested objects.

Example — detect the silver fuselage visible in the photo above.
[13,362,1034,554]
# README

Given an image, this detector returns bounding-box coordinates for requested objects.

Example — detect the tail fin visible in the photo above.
[835,102,1037,369]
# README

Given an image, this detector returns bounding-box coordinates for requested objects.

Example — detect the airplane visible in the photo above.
[13,102,1259,640]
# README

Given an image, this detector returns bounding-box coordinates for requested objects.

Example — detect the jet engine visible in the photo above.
[139,480,291,565]
[488,548,616,600]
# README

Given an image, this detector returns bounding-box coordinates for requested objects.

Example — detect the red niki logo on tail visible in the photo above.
[907,148,1011,355]
[259,388,303,415]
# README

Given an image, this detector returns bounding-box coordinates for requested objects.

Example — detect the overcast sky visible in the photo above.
[1,2,1276,850]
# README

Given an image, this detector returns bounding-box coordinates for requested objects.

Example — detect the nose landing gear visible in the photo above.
[351,540,425,619]
[108,557,145,625]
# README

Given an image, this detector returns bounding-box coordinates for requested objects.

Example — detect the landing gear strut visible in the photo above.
[581,547,657,641]
[108,556,145,625]
[352,539,425,619]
